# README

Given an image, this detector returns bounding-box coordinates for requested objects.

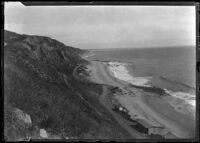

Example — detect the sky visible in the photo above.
[5,2,196,49]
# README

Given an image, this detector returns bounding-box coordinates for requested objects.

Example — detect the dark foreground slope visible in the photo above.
[3,30,130,140]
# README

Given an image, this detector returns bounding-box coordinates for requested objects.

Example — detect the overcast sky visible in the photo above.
[5,2,195,49]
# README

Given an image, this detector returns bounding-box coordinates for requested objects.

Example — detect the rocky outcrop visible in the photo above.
[14,108,32,124]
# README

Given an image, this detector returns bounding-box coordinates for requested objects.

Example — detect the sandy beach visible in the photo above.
[84,58,195,139]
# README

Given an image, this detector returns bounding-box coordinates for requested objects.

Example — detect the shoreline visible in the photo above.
[106,62,152,87]
[104,61,195,111]
[84,58,195,139]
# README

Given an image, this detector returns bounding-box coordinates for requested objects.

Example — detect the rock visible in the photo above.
[14,108,32,124]
[40,129,48,138]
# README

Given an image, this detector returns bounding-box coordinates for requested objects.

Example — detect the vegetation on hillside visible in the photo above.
[4,30,130,140]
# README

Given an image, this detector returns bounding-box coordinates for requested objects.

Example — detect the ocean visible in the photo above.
[87,46,196,108]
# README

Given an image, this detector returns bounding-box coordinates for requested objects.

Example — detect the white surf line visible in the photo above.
[164,88,196,114]
[106,62,152,87]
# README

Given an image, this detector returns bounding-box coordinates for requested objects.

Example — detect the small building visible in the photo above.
[137,119,168,137]
[148,127,168,136]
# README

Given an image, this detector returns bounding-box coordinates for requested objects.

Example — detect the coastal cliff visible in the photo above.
[4,30,130,140]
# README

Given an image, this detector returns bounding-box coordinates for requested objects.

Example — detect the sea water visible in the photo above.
[87,46,196,109]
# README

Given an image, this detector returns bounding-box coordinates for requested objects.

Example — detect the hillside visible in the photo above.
[3,30,130,140]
